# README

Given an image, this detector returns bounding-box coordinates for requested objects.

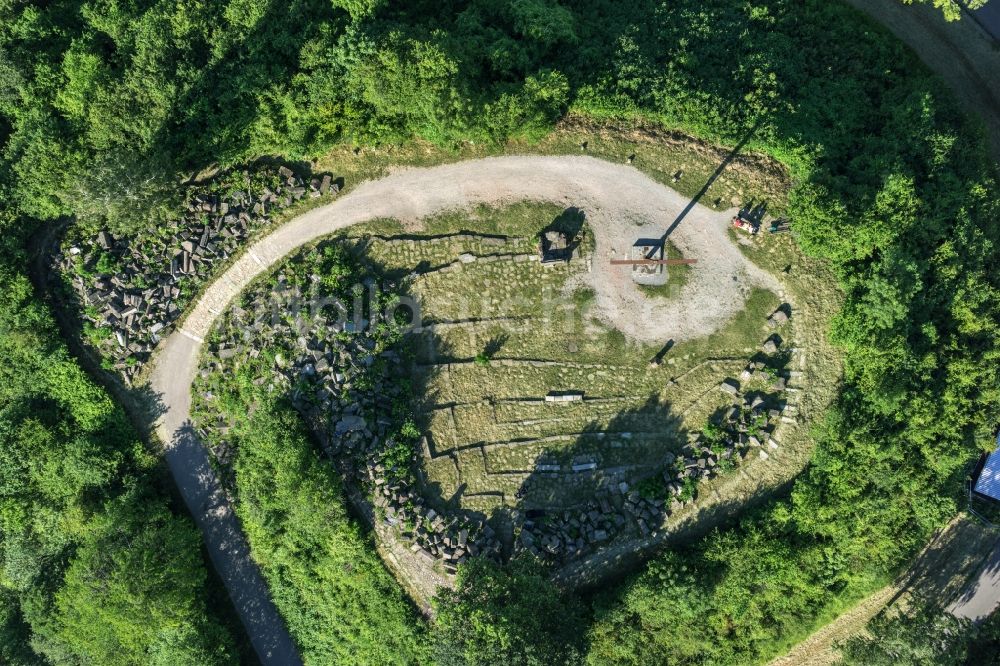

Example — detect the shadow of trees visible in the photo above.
[323,232,808,605]
[546,206,586,239]
[517,394,683,507]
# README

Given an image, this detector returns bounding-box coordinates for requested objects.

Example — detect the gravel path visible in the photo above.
[970,1,1000,42]
[149,155,779,661]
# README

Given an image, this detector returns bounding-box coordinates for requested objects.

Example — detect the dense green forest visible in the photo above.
[2,0,1000,664]
[227,403,431,664]
[0,217,238,661]
[434,558,586,665]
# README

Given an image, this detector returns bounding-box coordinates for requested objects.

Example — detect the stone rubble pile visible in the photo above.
[516,480,668,563]
[58,164,340,383]
[197,266,501,573]
[516,315,795,564]
[195,245,799,574]
[767,307,789,328]
[376,484,502,573]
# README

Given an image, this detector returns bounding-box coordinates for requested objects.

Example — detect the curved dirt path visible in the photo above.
[149,155,779,662]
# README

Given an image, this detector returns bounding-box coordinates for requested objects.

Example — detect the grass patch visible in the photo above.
[363,203,827,524]
[311,115,789,218]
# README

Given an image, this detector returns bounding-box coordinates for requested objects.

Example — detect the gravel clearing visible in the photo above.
[148,155,782,659]
[170,155,778,347]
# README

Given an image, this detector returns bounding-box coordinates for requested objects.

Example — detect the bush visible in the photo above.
[2,0,999,663]
[434,558,586,666]
[230,403,431,664]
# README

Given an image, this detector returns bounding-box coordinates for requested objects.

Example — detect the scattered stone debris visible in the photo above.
[768,307,790,327]
[762,337,780,354]
[188,225,792,574]
[512,356,790,567]
[194,259,500,572]
[514,480,669,563]
[56,164,341,384]
[538,230,571,264]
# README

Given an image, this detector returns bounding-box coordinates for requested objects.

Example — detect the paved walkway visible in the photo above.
[149,155,772,660]
[949,534,1000,621]
[163,422,303,665]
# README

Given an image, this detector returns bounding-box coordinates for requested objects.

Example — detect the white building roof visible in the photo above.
[973,433,1000,501]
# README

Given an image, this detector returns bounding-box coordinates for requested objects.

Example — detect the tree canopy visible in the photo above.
[0,217,238,663]
[1,0,999,663]
[434,558,586,666]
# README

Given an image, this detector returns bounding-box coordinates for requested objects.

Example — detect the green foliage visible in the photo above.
[1,0,999,663]
[570,0,1000,661]
[902,0,988,21]
[677,475,697,503]
[635,475,665,501]
[590,520,848,665]
[0,206,235,661]
[840,602,1000,665]
[382,437,417,480]
[433,557,586,665]
[0,0,584,230]
[230,402,431,664]
[320,243,354,291]
[588,552,710,664]
[0,589,40,666]
[191,241,429,660]
[60,150,181,235]
[701,422,725,447]
[50,495,231,666]
[484,69,569,142]
[333,0,387,20]
[399,419,421,441]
